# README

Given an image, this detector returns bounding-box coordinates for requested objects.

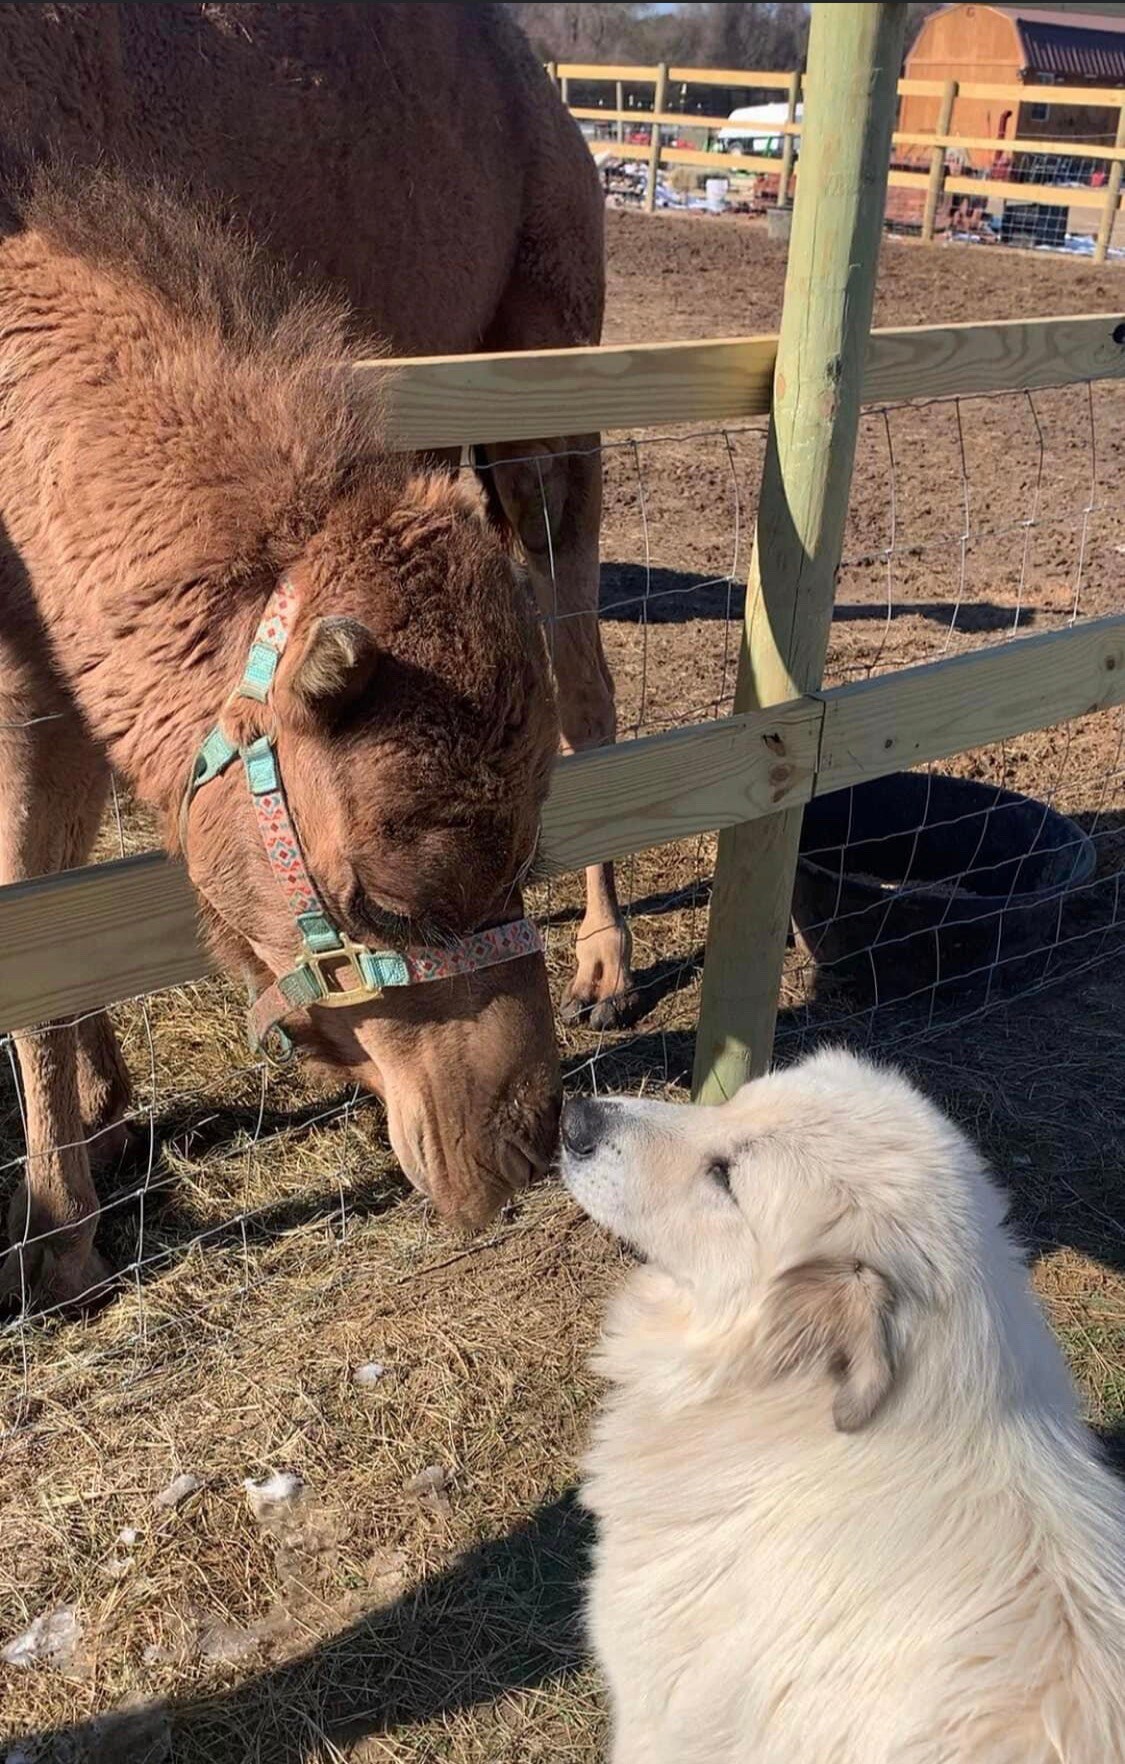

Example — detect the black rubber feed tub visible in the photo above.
[793,773,1095,1007]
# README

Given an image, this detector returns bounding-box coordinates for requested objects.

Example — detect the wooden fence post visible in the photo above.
[921,78,958,244]
[777,70,801,208]
[1095,95,1125,265]
[616,78,625,144]
[692,2,908,1104]
[645,62,669,213]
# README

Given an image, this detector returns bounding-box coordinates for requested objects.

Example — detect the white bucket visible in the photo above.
[705,177,728,214]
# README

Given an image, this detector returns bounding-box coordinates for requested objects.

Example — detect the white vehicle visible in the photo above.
[718,100,803,156]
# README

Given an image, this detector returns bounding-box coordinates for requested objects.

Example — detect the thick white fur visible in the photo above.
[563,1049,1125,1764]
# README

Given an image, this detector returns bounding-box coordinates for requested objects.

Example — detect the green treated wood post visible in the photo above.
[1094,96,1125,265]
[921,78,958,244]
[645,63,669,213]
[777,70,801,208]
[692,2,908,1103]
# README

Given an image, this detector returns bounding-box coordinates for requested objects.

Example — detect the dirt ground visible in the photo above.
[3,214,1125,1762]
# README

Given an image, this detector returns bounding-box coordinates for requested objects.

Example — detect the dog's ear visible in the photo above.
[756,1257,898,1433]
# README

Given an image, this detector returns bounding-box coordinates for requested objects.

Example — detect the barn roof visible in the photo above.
[996,7,1125,82]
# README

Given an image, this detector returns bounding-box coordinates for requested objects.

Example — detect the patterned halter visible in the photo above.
[180,578,543,1062]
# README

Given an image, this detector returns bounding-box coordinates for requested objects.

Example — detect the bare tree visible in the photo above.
[509,3,814,70]
[696,3,809,72]
[511,3,652,63]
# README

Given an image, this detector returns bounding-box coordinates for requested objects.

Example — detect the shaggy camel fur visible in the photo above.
[0,165,563,1308]
[0,2,622,1309]
[562,1051,1125,1764]
[0,0,629,1026]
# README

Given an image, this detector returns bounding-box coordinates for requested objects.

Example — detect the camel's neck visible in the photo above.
[0,226,353,818]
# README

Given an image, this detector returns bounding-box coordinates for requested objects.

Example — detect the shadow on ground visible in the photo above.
[8,1489,592,1764]
[599,561,1038,633]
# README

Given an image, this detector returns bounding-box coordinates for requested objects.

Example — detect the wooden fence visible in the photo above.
[555,57,1125,261]
[0,5,1124,1107]
[0,310,1122,1037]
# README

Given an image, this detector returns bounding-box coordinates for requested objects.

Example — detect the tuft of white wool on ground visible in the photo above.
[151,1472,203,1511]
[99,1555,133,1581]
[352,1361,387,1387]
[406,1464,453,1515]
[2,1605,83,1672]
[195,1617,262,1665]
[243,1471,305,1522]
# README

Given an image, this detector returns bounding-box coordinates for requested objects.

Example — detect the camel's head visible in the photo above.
[182,473,561,1225]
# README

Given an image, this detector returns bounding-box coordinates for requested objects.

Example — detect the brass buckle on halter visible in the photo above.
[299,938,383,1009]
[294,935,411,1009]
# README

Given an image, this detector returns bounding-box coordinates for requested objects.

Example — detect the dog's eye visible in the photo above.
[707,1158,734,1197]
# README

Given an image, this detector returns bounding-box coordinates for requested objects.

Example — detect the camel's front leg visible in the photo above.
[2,1025,113,1311]
[0,663,121,1311]
[477,436,641,1030]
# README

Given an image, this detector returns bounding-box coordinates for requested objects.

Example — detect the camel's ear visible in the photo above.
[756,1257,899,1433]
[287,617,379,719]
[403,471,490,524]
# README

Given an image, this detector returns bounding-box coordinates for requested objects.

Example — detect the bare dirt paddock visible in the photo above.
[3,214,1125,1762]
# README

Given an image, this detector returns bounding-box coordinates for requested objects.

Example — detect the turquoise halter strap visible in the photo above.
[179,579,542,1063]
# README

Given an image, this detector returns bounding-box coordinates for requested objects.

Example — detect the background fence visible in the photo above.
[557,57,1125,260]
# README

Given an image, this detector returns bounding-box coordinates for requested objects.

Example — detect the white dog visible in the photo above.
[561,1048,1125,1764]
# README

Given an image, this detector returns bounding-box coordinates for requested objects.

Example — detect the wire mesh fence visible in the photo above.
[886,160,1124,259]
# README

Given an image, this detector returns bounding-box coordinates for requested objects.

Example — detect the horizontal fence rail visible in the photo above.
[375,313,1125,450]
[893,132,1125,162]
[558,62,1125,112]
[2,309,1124,1030]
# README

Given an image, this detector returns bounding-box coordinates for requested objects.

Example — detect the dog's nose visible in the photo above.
[561,1096,607,1159]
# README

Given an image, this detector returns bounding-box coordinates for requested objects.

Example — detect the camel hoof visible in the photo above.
[588,987,643,1031]
[561,981,643,1032]
[0,1241,116,1319]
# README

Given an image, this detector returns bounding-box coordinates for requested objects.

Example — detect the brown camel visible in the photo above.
[0,3,629,1310]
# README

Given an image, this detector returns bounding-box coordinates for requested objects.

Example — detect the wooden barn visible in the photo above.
[900,5,1125,165]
